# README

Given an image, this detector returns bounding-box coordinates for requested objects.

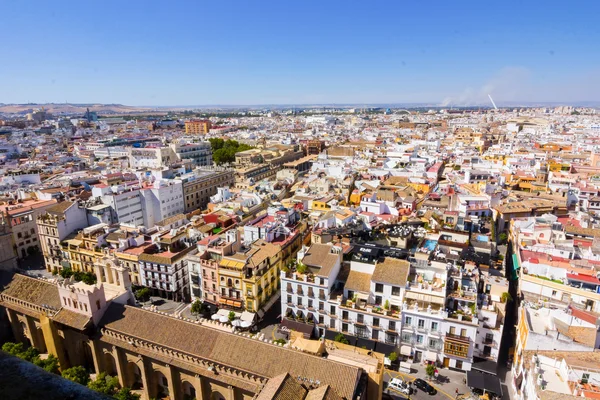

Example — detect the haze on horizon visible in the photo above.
[1,0,599,107]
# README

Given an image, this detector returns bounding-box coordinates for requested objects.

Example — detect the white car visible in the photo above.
[388,378,411,394]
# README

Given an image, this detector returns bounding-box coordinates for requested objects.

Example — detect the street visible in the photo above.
[383,366,472,400]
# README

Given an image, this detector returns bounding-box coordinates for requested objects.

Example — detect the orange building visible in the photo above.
[184,119,212,134]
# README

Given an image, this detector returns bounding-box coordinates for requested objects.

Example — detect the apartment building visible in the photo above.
[184,119,211,134]
[128,147,178,169]
[139,227,196,301]
[140,179,184,228]
[511,214,600,313]
[0,198,57,259]
[37,200,89,272]
[281,239,506,372]
[92,184,144,227]
[170,141,212,167]
[178,168,235,213]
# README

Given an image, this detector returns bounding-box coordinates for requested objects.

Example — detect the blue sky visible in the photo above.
[1,0,599,105]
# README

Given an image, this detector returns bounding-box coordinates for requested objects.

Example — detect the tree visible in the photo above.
[384,300,390,310]
[388,352,398,362]
[425,363,436,379]
[135,287,151,303]
[296,262,307,274]
[114,387,141,400]
[87,372,119,395]
[228,311,236,322]
[38,354,60,374]
[59,267,74,279]
[62,366,90,386]
[334,333,349,344]
[453,165,461,171]
[498,232,508,244]
[501,292,513,303]
[2,342,24,356]
[190,299,202,316]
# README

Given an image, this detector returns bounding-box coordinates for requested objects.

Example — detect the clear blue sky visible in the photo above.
[1,0,599,106]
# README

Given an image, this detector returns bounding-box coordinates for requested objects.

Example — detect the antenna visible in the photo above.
[488,94,498,110]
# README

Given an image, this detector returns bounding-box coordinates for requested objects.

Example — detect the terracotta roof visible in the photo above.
[1,274,61,309]
[52,308,91,330]
[565,225,600,239]
[372,257,410,286]
[305,385,344,400]
[46,200,75,215]
[99,305,360,399]
[345,271,371,293]
[255,373,306,400]
[302,244,341,278]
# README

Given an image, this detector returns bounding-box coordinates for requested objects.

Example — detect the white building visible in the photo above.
[140,179,184,228]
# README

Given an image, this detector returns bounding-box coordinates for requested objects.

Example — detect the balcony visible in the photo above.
[446,332,470,342]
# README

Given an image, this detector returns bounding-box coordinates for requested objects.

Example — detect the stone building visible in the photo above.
[0,273,366,400]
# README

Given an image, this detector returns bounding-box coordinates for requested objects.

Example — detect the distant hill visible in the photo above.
[0,103,157,115]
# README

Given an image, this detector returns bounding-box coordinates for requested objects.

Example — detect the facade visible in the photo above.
[170,142,213,167]
[1,198,57,259]
[93,184,145,227]
[140,179,184,228]
[184,120,212,135]
[139,227,196,302]
[178,168,235,213]
[128,147,178,169]
[37,200,89,272]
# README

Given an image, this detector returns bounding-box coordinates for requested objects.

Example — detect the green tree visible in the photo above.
[334,333,349,344]
[87,372,119,395]
[2,342,24,356]
[38,354,60,374]
[59,267,74,279]
[501,292,513,303]
[296,262,307,274]
[228,311,236,322]
[426,363,436,379]
[114,387,141,400]
[190,299,202,316]
[388,352,398,362]
[499,232,508,244]
[135,287,151,303]
[383,300,390,310]
[62,366,90,386]
[208,138,224,151]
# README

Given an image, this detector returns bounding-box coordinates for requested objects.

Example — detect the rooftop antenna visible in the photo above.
[488,94,498,110]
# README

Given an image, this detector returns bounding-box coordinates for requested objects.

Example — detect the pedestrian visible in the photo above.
[455,387,459,399]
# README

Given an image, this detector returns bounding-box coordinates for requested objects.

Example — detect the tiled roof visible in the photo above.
[372,257,410,286]
[99,305,359,399]
[52,308,91,330]
[46,200,75,215]
[345,271,371,293]
[1,274,61,309]
[255,373,306,400]
[302,244,340,278]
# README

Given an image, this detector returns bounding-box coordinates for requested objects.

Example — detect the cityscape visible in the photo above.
[1,2,600,400]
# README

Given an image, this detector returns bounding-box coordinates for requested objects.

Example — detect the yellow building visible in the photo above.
[184,119,211,134]
[219,240,282,313]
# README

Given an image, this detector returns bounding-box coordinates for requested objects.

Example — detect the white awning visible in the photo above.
[400,345,412,356]
[425,351,437,362]
[240,311,256,323]
[390,298,403,307]
[217,309,229,317]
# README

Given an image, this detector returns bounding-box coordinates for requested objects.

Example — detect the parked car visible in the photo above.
[414,378,437,395]
[388,378,412,395]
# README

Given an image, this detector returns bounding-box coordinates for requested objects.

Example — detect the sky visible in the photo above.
[1,0,599,106]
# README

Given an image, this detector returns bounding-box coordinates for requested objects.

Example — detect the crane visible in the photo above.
[488,94,498,110]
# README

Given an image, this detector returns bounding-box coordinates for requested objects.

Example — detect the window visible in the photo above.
[96,300,101,310]
[552,290,557,296]
[342,323,348,332]
[392,286,400,296]
[287,295,292,304]
[342,311,349,320]
[582,373,590,384]
[455,360,463,369]
[389,321,396,331]
[405,316,412,325]
[318,315,324,324]
[373,317,380,327]
[375,283,384,293]
[431,322,438,332]
[375,295,382,305]
[401,332,412,343]
[418,319,425,329]
[330,305,336,314]
[357,314,364,323]
[416,334,424,344]
[460,328,467,337]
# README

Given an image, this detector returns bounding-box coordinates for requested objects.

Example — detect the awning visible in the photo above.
[472,359,498,376]
[405,291,445,305]
[240,311,256,323]
[216,309,229,317]
[280,318,314,339]
[466,370,503,396]
[390,298,403,307]
[66,239,83,246]
[425,351,437,362]
[400,345,412,356]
